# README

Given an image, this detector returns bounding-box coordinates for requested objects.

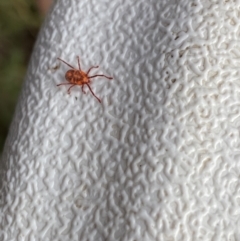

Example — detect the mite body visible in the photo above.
[57,56,112,103]
[65,70,87,84]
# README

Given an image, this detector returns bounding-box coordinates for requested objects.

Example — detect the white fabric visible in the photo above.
[1,0,240,240]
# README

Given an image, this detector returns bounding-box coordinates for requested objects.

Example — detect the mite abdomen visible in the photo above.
[65,70,84,83]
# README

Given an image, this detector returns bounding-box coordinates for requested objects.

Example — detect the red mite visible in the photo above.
[57,56,113,103]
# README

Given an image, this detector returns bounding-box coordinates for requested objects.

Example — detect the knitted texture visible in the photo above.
[1,0,240,240]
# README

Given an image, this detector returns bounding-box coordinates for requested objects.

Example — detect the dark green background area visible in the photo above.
[0,0,42,153]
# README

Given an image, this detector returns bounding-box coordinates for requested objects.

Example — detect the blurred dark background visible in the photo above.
[0,0,53,154]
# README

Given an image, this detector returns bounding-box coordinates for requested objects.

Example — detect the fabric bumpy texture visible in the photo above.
[1,0,240,240]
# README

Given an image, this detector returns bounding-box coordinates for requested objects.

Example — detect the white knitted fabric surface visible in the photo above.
[1,0,240,240]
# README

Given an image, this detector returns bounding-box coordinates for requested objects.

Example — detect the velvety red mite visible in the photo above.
[57,56,113,103]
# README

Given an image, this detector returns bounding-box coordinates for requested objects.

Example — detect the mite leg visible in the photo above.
[86,83,101,103]
[57,83,72,86]
[86,66,99,75]
[57,58,75,69]
[82,85,86,94]
[89,74,113,80]
[77,56,81,71]
[67,85,76,94]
